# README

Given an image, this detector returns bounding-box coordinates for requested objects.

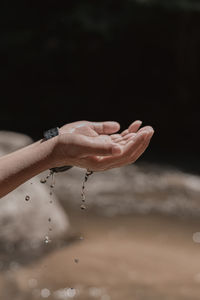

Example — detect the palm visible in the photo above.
[60,120,140,145]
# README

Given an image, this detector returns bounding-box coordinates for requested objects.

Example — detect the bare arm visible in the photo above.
[0,120,154,198]
[0,139,56,198]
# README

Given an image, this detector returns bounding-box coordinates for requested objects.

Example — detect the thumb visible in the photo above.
[80,139,122,157]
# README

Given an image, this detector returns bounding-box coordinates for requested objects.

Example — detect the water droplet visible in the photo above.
[44,236,51,244]
[50,171,56,189]
[49,228,52,232]
[40,178,47,184]
[81,193,86,202]
[66,288,76,298]
[79,236,84,240]
[86,170,93,176]
[25,195,30,201]
[41,288,51,298]
[74,258,79,264]
[81,169,93,207]
[48,218,51,222]
[49,192,53,196]
[46,171,52,180]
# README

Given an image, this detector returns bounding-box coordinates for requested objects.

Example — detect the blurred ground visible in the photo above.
[1,132,200,299]
[1,209,200,300]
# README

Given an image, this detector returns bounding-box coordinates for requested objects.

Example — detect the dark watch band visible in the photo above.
[43,127,73,173]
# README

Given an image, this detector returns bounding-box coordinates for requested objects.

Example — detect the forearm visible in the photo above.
[0,138,57,198]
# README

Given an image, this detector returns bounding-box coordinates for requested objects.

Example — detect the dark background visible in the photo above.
[1,0,200,173]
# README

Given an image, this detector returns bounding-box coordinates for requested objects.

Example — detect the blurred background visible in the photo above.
[1,1,200,300]
[1,0,200,172]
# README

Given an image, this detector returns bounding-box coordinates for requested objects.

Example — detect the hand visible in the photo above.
[51,120,154,171]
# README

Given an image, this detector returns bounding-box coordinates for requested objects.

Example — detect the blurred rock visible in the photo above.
[0,131,33,155]
[54,164,200,218]
[0,131,70,259]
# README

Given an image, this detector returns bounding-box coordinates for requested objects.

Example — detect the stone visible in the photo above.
[0,131,70,258]
[0,131,33,156]
[54,163,200,218]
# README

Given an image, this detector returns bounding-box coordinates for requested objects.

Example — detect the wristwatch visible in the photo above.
[43,127,73,173]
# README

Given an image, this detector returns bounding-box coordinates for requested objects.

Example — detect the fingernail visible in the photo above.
[112,145,122,155]
[147,129,154,138]
[150,130,154,138]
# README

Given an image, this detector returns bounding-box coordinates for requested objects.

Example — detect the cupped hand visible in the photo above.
[52,120,154,171]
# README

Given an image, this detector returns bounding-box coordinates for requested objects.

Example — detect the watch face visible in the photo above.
[44,128,59,140]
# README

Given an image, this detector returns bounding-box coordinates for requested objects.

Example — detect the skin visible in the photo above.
[0,120,154,198]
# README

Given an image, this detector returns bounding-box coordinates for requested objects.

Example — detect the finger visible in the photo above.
[121,129,129,137]
[120,125,149,138]
[130,134,152,162]
[128,120,142,133]
[137,125,153,133]
[120,132,153,166]
[120,131,148,157]
[115,133,136,144]
[80,138,122,157]
[109,139,150,168]
[94,130,148,168]
[121,120,142,136]
[118,140,127,145]
[104,131,153,169]
[125,129,154,162]
[110,134,122,141]
[91,121,120,135]
[121,133,136,141]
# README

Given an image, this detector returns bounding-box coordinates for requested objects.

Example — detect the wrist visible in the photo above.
[42,128,73,172]
[39,136,60,170]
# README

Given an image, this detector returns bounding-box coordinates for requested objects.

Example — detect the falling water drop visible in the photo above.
[46,172,52,180]
[50,171,56,188]
[80,204,86,210]
[80,170,93,209]
[41,288,51,298]
[67,288,76,298]
[81,193,86,202]
[40,178,47,184]
[25,195,30,201]
[44,236,51,244]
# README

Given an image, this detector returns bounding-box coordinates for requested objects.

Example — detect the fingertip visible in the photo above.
[150,128,155,136]
[102,121,121,134]
[112,145,122,156]
[111,121,121,131]
[146,127,155,138]
[128,120,143,132]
